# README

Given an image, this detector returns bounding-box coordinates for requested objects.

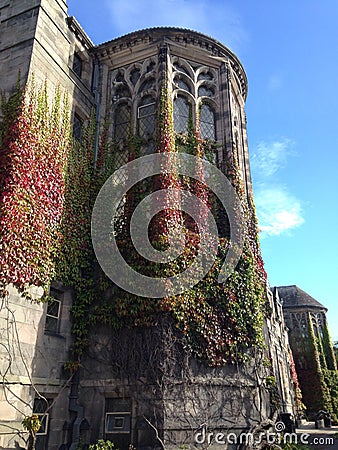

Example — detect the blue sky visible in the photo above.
[68,0,338,340]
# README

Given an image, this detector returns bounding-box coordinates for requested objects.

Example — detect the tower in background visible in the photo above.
[278,285,337,420]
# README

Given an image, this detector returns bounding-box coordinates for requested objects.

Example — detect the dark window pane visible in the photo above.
[115,71,124,83]
[73,53,82,78]
[115,84,130,98]
[200,104,215,140]
[138,99,155,139]
[139,78,155,93]
[146,61,155,73]
[115,104,131,141]
[198,71,213,81]
[175,78,190,92]
[173,63,189,76]
[130,68,140,85]
[73,114,83,142]
[198,85,214,97]
[174,96,190,134]
[45,298,61,333]
[33,398,52,450]
[45,289,62,334]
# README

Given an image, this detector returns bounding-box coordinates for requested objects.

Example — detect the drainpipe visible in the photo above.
[69,369,84,450]
[92,55,100,168]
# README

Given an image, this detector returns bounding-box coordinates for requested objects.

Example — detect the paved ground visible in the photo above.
[296,422,338,449]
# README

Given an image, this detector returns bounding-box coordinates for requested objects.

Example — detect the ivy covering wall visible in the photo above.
[0,78,268,368]
[289,312,338,421]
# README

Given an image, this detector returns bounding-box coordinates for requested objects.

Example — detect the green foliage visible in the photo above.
[22,414,41,434]
[88,439,117,450]
[265,375,281,410]
[322,369,338,422]
[281,444,310,450]
[321,322,337,370]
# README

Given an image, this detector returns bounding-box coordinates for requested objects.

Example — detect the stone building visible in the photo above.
[278,285,337,420]
[0,1,303,449]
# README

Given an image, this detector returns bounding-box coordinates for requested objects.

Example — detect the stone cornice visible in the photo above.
[66,16,94,50]
[92,27,248,99]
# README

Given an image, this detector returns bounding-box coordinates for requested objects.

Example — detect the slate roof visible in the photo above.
[277,285,327,311]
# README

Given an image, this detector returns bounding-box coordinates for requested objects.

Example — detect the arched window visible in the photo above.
[198,85,214,97]
[138,78,155,94]
[174,77,191,93]
[198,71,213,81]
[200,103,215,140]
[174,96,190,134]
[130,68,140,86]
[114,103,131,142]
[173,63,190,76]
[115,84,130,99]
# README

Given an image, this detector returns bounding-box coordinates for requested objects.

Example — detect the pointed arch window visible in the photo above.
[200,103,215,140]
[198,85,214,97]
[174,96,190,134]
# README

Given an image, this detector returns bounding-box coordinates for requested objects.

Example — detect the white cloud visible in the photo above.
[254,186,304,237]
[251,139,295,178]
[251,139,304,237]
[104,0,247,54]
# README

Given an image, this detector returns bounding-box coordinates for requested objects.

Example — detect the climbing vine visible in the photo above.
[0,80,70,296]
[1,75,267,367]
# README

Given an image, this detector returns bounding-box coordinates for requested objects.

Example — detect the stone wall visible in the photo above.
[0,283,73,449]
[0,0,94,120]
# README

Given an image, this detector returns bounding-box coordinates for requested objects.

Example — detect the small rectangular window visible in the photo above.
[138,102,155,119]
[45,289,62,334]
[33,398,52,435]
[105,398,131,436]
[105,413,131,434]
[73,53,82,78]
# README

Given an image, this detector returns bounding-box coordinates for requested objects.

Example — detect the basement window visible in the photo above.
[105,398,131,436]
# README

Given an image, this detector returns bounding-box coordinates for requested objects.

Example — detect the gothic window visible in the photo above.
[45,288,63,334]
[173,63,190,76]
[115,71,124,83]
[115,84,130,99]
[174,77,191,93]
[114,103,131,142]
[138,96,156,139]
[73,114,83,142]
[130,68,140,86]
[198,71,213,81]
[174,95,190,134]
[301,316,307,339]
[139,78,155,93]
[73,53,82,78]
[198,85,214,97]
[200,103,216,140]
[146,61,155,73]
